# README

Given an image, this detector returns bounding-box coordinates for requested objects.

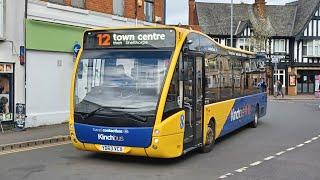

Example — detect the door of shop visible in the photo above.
[297,70,320,94]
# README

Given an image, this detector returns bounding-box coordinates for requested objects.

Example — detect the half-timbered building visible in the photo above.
[189,0,320,96]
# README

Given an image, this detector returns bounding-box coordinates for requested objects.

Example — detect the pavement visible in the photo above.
[268,94,319,101]
[0,123,69,150]
[0,100,319,180]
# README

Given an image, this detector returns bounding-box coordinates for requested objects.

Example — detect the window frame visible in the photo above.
[302,40,320,57]
[48,0,65,5]
[113,0,124,16]
[274,39,286,53]
[71,0,85,9]
[144,0,154,22]
[273,69,286,88]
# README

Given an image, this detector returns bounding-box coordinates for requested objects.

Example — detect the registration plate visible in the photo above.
[100,145,124,153]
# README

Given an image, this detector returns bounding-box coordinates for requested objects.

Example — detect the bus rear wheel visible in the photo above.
[251,108,259,128]
[200,121,215,153]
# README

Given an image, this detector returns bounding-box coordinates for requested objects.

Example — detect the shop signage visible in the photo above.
[20,46,25,65]
[289,75,296,86]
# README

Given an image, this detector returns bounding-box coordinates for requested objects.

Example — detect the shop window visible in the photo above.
[71,0,85,9]
[144,0,154,22]
[113,0,124,16]
[0,0,4,39]
[0,63,14,122]
[48,0,65,5]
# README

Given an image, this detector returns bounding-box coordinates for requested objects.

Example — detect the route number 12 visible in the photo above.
[97,34,111,46]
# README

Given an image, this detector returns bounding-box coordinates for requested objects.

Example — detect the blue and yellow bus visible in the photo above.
[69,27,267,158]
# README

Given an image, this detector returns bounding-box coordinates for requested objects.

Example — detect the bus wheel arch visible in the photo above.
[200,118,215,153]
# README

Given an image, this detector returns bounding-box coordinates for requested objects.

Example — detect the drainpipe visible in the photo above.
[163,0,166,24]
[24,0,27,115]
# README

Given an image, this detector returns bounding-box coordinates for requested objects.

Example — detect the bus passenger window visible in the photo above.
[204,53,220,103]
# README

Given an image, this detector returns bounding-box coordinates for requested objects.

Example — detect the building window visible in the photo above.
[238,38,254,52]
[71,0,85,9]
[274,39,286,52]
[48,0,65,5]
[144,0,154,22]
[302,40,320,57]
[274,69,286,88]
[113,0,124,16]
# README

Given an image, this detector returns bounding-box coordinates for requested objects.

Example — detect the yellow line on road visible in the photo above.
[0,141,71,156]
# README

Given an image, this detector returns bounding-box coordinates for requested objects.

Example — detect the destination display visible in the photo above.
[84,29,176,49]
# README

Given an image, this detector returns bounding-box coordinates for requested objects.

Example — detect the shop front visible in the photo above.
[0,63,14,122]
[297,70,320,94]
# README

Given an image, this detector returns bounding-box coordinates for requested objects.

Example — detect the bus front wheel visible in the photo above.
[200,121,215,153]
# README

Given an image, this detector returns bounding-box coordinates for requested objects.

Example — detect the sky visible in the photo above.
[166,0,295,25]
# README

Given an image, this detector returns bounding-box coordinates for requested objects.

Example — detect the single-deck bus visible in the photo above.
[69,27,267,158]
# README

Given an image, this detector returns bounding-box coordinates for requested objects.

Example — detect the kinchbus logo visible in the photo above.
[231,104,252,121]
[98,134,124,142]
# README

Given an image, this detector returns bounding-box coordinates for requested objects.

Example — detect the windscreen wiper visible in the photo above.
[83,106,137,120]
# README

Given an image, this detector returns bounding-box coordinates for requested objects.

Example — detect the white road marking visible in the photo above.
[235,167,248,173]
[304,140,312,144]
[275,151,286,156]
[286,147,295,151]
[296,144,304,147]
[250,161,262,166]
[218,175,228,179]
[217,134,320,179]
[264,156,275,161]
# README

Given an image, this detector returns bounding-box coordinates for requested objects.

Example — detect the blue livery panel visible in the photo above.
[74,123,153,147]
[220,93,267,137]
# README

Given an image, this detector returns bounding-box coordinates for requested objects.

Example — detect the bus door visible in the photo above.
[183,52,204,150]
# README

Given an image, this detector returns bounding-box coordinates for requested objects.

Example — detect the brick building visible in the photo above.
[189,0,320,96]
[0,0,166,128]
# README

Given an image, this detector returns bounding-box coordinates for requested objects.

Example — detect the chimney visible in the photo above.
[189,0,196,25]
[253,0,266,19]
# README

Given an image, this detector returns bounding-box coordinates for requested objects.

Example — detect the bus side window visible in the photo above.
[204,52,220,104]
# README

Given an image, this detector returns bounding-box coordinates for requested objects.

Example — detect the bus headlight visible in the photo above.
[154,138,159,144]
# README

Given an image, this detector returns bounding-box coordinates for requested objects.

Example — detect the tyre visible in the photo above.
[251,108,259,128]
[200,121,215,153]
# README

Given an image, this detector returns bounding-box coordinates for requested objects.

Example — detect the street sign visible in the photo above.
[271,57,279,64]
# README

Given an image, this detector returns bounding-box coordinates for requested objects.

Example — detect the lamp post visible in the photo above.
[231,0,233,47]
